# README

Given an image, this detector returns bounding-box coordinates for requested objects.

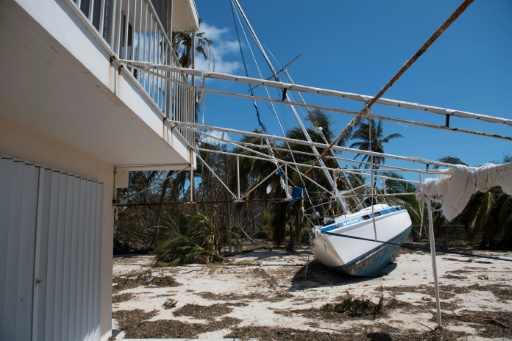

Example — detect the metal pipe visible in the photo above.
[427,200,442,329]
[196,153,237,200]
[189,148,194,203]
[99,0,106,35]
[170,120,456,168]
[236,156,240,200]
[124,0,130,59]
[116,0,122,55]
[118,60,512,127]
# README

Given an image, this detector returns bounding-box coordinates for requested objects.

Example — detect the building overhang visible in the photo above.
[172,0,200,31]
[0,0,195,172]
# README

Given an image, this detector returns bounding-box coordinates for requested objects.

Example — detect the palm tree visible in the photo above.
[172,19,214,69]
[383,171,425,240]
[144,27,215,247]
[286,110,343,168]
[232,131,289,245]
[349,118,403,169]
[232,110,351,249]
[434,156,468,169]
[153,212,223,266]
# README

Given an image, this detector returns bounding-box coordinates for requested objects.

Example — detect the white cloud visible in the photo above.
[194,22,242,74]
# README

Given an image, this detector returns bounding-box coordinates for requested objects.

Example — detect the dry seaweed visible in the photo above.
[173,303,233,320]
[112,309,158,331]
[321,296,384,318]
[112,293,135,303]
[112,269,179,293]
[122,317,241,339]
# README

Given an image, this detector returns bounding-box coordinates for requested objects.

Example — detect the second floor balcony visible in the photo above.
[0,0,199,170]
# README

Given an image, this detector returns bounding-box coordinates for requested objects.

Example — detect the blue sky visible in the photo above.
[193,0,512,173]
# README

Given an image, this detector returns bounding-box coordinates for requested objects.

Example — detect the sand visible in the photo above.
[111,244,512,340]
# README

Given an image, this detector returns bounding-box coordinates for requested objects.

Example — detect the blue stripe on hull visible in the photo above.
[333,225,412,277]
[320,205,407,233]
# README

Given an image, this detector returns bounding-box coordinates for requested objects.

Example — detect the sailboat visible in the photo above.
[311,204,412,276]
[228,0,413,277]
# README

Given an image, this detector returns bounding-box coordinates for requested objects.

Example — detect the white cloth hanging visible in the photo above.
[417,163,512,221]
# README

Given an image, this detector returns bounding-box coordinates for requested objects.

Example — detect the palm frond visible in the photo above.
[154,235,205,265]
[433,156,468,169]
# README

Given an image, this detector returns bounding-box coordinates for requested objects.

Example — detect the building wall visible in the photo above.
[0,117,114,341]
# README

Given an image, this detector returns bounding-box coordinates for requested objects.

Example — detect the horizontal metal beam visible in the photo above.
[119,59,512,127]
[171,120,455,168]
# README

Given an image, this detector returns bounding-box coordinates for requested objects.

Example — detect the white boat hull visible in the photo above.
[311,204,412,276]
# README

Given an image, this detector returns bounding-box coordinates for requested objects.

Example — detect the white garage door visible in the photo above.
[0,155,103,341]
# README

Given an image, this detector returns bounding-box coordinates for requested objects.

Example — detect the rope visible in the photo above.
[231,0,299,195]
[231,2,321,208]
[283,69,360,210]
[229,0,266,134]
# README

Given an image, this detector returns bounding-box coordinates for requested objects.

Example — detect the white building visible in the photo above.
[0,0,198,340]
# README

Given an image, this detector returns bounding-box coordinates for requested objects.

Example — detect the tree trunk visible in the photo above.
[286,200,303,252]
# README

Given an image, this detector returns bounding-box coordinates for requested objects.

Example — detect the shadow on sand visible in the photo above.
[289,259,397,292]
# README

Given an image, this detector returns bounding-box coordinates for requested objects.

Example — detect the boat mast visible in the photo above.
[231,0,350,214]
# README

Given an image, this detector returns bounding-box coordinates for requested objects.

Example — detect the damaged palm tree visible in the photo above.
[154,212,223,266]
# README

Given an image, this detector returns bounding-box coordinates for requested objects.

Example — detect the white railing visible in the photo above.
[68,0,196,145]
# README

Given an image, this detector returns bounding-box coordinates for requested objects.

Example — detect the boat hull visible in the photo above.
[311,205,412,277]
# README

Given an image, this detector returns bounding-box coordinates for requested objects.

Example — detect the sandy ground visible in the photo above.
[111,244,512,340]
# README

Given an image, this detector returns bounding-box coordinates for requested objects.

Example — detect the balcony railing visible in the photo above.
[68,0,195,145]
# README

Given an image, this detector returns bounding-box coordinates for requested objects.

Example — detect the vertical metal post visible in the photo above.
[89,0,95,23]
[226,154,232,253]
[138,0,142,62]
[99,0,106,36]
[418,173,424,239]
[427,200,442,329]
[143,1,148,86]
[191,30,196,86]
[130,0,140,60]
[284,163,288,197]
[156,26,161,109]
[116,0,122,55]
[236,156,240,200]
[148,14,153,96]
[123,0,130,59]
[165,0,173,118]
[189,149,194,203]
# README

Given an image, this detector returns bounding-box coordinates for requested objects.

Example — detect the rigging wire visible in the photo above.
[231,0,350,214]
[229,0,266,134]
[282,69,361,210]
[230,0,317,210]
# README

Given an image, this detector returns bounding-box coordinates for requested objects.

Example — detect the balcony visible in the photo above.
[0,0,199,170]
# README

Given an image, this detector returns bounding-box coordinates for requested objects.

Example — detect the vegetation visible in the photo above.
[114,33,512,258]
[349,118,403,169]
[153,213,223,266]
[172,19,214,69]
